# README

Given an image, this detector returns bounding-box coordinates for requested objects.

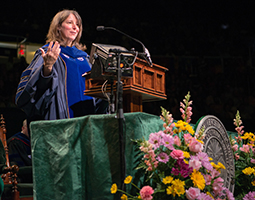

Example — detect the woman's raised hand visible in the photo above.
[40,41,61,76]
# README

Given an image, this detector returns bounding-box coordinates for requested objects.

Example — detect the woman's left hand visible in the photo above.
[40,41,61,76]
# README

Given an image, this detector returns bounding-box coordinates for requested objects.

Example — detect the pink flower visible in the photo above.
[184,133,193,145]
[186,187,200,200]
[144,160,152,171]
[251,159,255,164]
[170,149,184,160]
[232,144,239,152]
[164,125,175,135]
[148,132,162,149]
[140,186,154,200]
[180,102,185,107]
[211,169,220,179]
[235,126,244,135]
[143,148,158,171]
[140,143,153,153]
[212,177,224,195]
[174,135,181,146]
[161,134,174,150]
[234,135,242,143]
[240,144,250,153]
[196,152,213,171]
[189,158,202,170]
[189,138,203,153]
[197,193,212,200]
[243,191,255,200]
[234,153,240,161]
[203,174,212,185]
[156,152,169,164]
[223,187,235,200]
[163,123,167,128]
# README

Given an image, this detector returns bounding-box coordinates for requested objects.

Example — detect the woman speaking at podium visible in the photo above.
[15,9,108,125]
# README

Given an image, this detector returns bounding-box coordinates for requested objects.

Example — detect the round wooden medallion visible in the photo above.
[195,115,235,193]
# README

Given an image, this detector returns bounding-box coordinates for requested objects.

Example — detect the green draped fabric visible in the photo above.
[30,112,164,200]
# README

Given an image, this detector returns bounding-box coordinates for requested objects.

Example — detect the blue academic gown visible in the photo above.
[15,44,108,122]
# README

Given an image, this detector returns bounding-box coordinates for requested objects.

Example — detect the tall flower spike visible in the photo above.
[233,110,244,146]
[233,110,242,127]
[196,125,205,140]
[180,91,193,123]
[160,106,175,134]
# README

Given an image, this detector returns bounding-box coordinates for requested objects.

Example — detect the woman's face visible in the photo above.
[59,13,80,46]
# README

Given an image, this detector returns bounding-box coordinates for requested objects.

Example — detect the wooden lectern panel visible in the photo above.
[84,58,168,112]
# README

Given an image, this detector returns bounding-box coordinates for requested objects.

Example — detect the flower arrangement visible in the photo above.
[230,110,255,199]
[111,92,234,200]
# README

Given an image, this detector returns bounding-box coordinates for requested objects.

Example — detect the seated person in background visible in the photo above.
[7,119,31,167]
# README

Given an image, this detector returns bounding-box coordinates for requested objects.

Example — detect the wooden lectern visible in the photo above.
[84,57,168,112]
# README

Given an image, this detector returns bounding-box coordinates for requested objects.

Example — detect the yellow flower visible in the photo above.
[172,179,185,197]
[166,179,185,197]
[209,157,213,161]
[124,175,133,184]
[162,176,174,185]
[252,180,255,186]
[138,195,141,199]
[190,169,205,190]
[241,132,250,140]
[242,132,255,144]
[174,120,187,132]
[173,120,196,135]
[110,183,118,194]
[211,162,216,168]
[211,162,225,172]
[197,139,204,144]
[174,120,194,134]
[242,132,254,140]
[172,179,185,187]
[183,151,190,158]
[121,194,128,200]
[186,124,195,135]
[217,162,225,170]
[248,143,255,146]
[174,120,184,128]
[173,129,178,134]
[184,159,189,164]
[206,191,214,198]
[166,185,174,196]
[242,167,255,175]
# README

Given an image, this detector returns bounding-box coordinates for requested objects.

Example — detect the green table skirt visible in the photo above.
[30,112,164,200]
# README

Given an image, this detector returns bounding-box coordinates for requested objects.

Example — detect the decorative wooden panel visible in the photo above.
[85,57,168,112]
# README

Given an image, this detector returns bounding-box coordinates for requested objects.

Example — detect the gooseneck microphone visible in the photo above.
[96,26,105,31]
[96,26,153,67]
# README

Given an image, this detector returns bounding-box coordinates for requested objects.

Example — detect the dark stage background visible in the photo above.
[1,0,255,135]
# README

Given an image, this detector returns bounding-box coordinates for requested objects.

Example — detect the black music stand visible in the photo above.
[89,43,137,191]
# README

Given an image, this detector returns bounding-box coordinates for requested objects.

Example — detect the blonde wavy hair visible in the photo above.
[46,9,86,50]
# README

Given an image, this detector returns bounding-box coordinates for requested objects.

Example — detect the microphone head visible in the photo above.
[96,26,105,31]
